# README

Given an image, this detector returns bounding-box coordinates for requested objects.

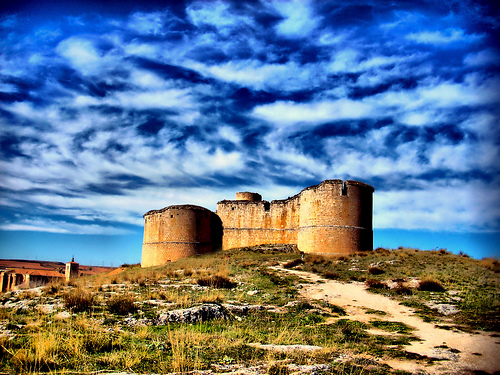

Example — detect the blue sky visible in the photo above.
[0,0,499,265]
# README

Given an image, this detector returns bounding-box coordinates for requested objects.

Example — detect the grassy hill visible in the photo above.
[0,246,498,374]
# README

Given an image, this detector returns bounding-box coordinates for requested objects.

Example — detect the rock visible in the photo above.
[434,304,459,315]
[54,311,71,320]
[156,304,229,324]
[123,317,151,326]
[248,343,323,352]
[247,290,259,295]
[222,304,264,315]
[288,364,331,374]
[35,303,59,314]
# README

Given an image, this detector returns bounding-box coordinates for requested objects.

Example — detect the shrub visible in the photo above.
[197,275,236,289]
[368,266,384,275]
[283,258,303,269]
[365,279,386,289]
[107,293,137,315]
[268,363,290,375]
[303,254,328,265]
[479,258,500,273]
[323,271,340,280]
[393,282,413,295]
[418,278,445,292]
[63,288,94,312]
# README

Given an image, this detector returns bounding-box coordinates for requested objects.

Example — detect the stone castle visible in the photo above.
[141,179,374,268]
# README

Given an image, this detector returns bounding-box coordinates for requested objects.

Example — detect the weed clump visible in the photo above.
[323,271,340,280]
[197,275,236,289]
[283,258,303,269]
[107,293,137,315]
[268,363,290,375]
[365,279,386,289]
[368,266,384,275]
[418,278,445,292]
[479,258,500,273]
[393,282,413,295]
[63,288,94,312]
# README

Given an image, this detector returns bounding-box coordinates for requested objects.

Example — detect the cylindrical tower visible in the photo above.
[141,205,222,267]
[297,180,374,255]
[236,192,262,201]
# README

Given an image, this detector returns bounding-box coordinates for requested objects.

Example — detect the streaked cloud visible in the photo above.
[0,0,498,246]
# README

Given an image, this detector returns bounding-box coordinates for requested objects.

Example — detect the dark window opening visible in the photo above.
[264,202,270,211]
[342,182,348,196]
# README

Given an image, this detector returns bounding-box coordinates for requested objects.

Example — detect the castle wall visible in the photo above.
[216,197,299,249]
[297,180,373,254]
[216,180,373,254]
[142,179,374,267]
[141,205,222,267]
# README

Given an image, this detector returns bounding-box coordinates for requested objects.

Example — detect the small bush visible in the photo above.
[304,254,328,265]
[418,278,445,292]
[268,363,290,375]
[479,258,500,273]
[63,288,94,312]
[197,275,236,289]
[368,266,384,275]
[365,279,386,289]
[393,282,413,295]
[323,271,340,280]
[283,258,303,269]
[107,293,137,315]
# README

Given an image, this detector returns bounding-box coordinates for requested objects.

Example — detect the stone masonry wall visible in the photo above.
[217,180,373,255]
[142,179,374,267]
[216,197,299,249]
[141,205,222,267]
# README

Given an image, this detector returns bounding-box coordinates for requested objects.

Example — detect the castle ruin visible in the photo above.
[141,179,374,267]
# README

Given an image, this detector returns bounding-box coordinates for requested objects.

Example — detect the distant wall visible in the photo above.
[141,205,222,267]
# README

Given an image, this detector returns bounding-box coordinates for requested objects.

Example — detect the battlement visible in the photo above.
[142,179,374,267]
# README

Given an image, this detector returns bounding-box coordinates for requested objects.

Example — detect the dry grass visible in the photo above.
[417,277,445,292]
[365,279,386,289]
[197,275,236,289]
[107,293,137,315]
[367,266,384,275]
[63,288,94,312]
[479,258,500,273]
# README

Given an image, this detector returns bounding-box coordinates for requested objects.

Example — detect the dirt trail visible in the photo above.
[279,267,500,374]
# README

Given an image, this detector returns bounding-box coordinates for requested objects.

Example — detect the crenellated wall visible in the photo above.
[216,180,373,255]
[141,180,374,267]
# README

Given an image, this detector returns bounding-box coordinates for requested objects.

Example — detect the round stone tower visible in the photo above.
[141,205,223,267]
[236,192,262,201]
[297,180,374,255]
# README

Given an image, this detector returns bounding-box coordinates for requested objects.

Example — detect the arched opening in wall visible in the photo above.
[264,202,270,211]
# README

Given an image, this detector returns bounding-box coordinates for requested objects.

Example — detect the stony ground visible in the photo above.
[1,249,499,375]
[279,267,500,375]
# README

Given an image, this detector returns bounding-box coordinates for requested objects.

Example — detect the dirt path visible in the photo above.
[279,267,500,374]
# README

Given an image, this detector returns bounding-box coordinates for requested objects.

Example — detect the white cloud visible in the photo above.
[0,219,133,235]
[186,59,319,91]
[406,28,482,45]
[187,0,254,35]
[114,89,194,109]
[57,37,102,75]
[374,182,499,232]
[271,0,319,38]
[464,49,500,67]
[252,99,373,126]
[128,11,166,35]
